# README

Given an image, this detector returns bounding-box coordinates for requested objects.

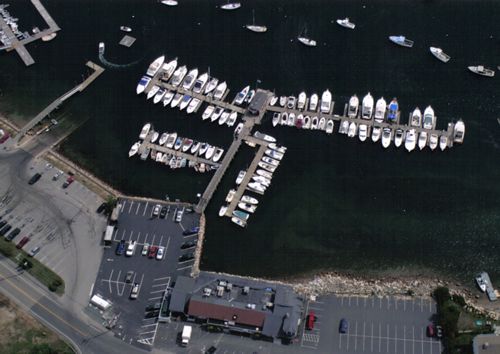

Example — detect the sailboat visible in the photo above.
[297,25,317,47]
[245,10,267,33]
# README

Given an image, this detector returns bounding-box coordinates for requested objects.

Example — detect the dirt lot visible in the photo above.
[0,293,73,354]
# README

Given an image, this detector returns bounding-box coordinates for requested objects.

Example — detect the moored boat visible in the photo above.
[336,17,355,29]
[311,116,318,129]
[150,131,159,143]
[430,47,450,63]
[225,189,236,203]
[272,112,280,127]
[253,131,276,142]
[128,142,141,157]
[210,107,224,122]
[159,132,169,146]
[193,72,209,93]
[186,98,201,114]
[394,129,404,147]
[453,120,465,143]
[190,141,201,154]
[279,96,287,107]
[256,169,272,179]
[347,122,357,137]
[268,143,287,154]
[265,149,283,160]
[358,124,368,141]
[236,170,246,185]
[146,55,165,76]
[179,95,192,111]
[468,65,495,77]
[297,91,307,110]
[233,210,250,221]
[387,98,399,122]
[262,156,279,166]
[389,35,414,48]
[165,132,177,148]
[297,36,317,47]
[374,97,387,123]
[171,65,188,86]
[218,111,230,125]
[309,93,318,111]
[205,77,219,94]
[339,120,349,134]
[202,105,215,120]
[361,92,374,119]
[147,85,160,100]
[347,95,359,118]
[241,195,259,205]
[182,68,199,90]
[153,88,166,104]
[404,129,416,152]
[429,133,438,150]
[213,81,227,100]
[199,142,209,155]
[257,161,277,173]
[231,216,247,228]
[235,85,250,105]
[439,135,448,151]
[170,93,183,108]
[212,148,224,162]
[136,76,151,95]
[318,117,326,130]
[411,107,422,127]
[221,1,241,10]
[163,91,174,106]
[234,122,244,136]
[381,127,392,148]
[320,89,332,113]
[226,111,238,127]
[139,123,151,140]
[161,58,178,81]
[418,131,427,150]
[287,96,297,109]
[325,119,334,134]
[371,126,381,142]
[205,145,216,160]
[422,106,435,129]
[219,205,228,217]
[238,202,257,213]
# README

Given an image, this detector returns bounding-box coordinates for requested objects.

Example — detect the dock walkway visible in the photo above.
[139,140,221,168]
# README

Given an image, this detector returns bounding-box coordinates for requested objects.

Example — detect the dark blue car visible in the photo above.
[115,240,126,255]
[339,318,348,333]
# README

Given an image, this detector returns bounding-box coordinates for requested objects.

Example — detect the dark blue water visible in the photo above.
[1,0,499,284]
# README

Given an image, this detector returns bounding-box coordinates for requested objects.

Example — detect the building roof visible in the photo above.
[248,91,268,115]
[188,298,266,327]
[473,334,500,353]
[169,276,195,313]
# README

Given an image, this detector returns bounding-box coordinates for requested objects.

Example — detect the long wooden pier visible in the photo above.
[15,61,104,143]
[1,0,60,66]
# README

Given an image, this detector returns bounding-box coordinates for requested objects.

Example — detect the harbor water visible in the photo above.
[1,0,499,284]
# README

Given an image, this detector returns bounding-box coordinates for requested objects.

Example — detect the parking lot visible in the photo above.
[300,295,442,354]
[91,198,200,349]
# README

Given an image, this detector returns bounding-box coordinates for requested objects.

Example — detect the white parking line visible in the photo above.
[142,202,149,216]
[149,289,166,294]
[108,269,114,294]
[154,276,171,281]
[136,232,141,243]
[379,323,381,353]
[120,201,126,213]
[113,228,119,241]
[354,321,358,351]
[176,265,192,271]
[159,235,164,247]
[152,283,169,287]
[363,321,366,351]
[147,296,163,301]
[116,270,123,295]
[128,230,134,241]
[128,201,134,214]
[139,330,156,335]
[151,234,156,245]
[135,203,141,215]
[141,323,157,328]
[404,325,406,354]
[143,233,149,244]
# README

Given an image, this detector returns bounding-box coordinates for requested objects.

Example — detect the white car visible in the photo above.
[156,246,165,260]
[141,243,149,256]
[126,241,136,256]
[152,204,161,217]
[130,283,140,299]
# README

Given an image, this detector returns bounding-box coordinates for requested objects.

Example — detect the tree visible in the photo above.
[433,286,451,307]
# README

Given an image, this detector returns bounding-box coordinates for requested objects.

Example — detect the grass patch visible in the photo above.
[0,237,65,295]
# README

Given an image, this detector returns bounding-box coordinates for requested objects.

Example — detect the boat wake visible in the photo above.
[98,45,142,70]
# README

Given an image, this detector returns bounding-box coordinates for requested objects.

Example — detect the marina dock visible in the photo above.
[15,61,104,143]
[1,0,60,66]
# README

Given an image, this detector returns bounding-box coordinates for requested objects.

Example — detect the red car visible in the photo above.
[62,176,74,188]
[16,236,30,249]
[0,133,10,144]
[306,311,316,330]
[426,324,435,337]
[148,246,158,258]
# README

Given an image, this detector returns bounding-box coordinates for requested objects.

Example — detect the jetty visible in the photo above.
[15,61,104,144]
[0,0,60,66]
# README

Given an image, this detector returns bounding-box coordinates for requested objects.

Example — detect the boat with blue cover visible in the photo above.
[387,98,399,122]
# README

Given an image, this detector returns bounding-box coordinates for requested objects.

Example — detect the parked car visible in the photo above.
[145,303,161,312]
[152,204,161,217]
[178,252,194,262]
[175,209,183,223]
[181,240,197,249]
[125,271,134,283]
[436,325,443,338]
[306,311,316,330]
[126,241,137,256]
[115,240,126,255]
[141,243,150,256]
[96,202,106,214]
[0,220,7,229]
[5,228,20,241]
[182,227,199,236]
[28,246,41,257]
[426,324,435,337]
[16,236,30,249]
[28,173,42,185]
[62,175,75,188]
[159,206,168,219]
[130,283,140,299]
[0,224,12,236]
[156,246,165,260]
[148,245,158,258]
[52,170,63,181]
[339,318,348,334]
[206,346,217,354]
[0,132,10,144]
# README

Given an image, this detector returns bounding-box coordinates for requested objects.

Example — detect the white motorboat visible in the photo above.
[358,124,368,141]
[225,189,236,203]
[205,77,219,94]
[256,169,272,179]
[389,35,414,48]
[150,131,159,143]
[265,149,283,160]
[234,122,244,136]
[155,152,163,162]
[320,89,332,113]
[236,170,246,185]
[381,128,392,148]
[270,96,278,106]
[404,129,416,152]
[339,120,349,134]
[297,36,317,47]
[371,126,381,142]
[468,65,494,77]
[163,91,174,106]
[212,148,224,162]
[253,131,276,142]
[213,81,227,100]
[453,120,465,143]
[394,129,404,147]
[241,195,259,205]
[146,55,165,76]
[288,113,296,127]
[374,97,387,123]
[268,143,287,154]
[170,93,183,108]
[262,156,279,166]
[311,116,318,130]
[325,119,334,134]
[182,68,199,90]
[182,139,193,152]
[247,182,266,193]
[361,92,374,119]
[238,202,257,213]
[221,1,241,10]
[165,132,177,148]
[210,107,224,122]
[258,161,277,173]
[439,135,448,151]
[418,131,427,150]
[173,137,183,150]
[280,112,288,125]
[245,89,255,103]
[186,98,201,114]
[120,26,132,32]
[147,85,160,100]
[171,65,188,86]
[179,95,192,111]
[99,42,105,54]
[153,88,166,104]
[429,133,438,150]
[272,112,280,127]
[226,111,238,127]
[139,123,151,140]
[136,76,151,95]
[234,85,250,105]
[309,93,318,111]
[245,10,267,33]
[231,216,247,228]
[411,107,422,127]
[199,142,209,156]
[303,115,311,129]
[279,96,287,107]
[159,133,169,146]
[205,145,216,160]
[336,17,355,29]
[128,142,141,157]
[219,205,228,217]
[347,122,357,137]
[318,117,326,130]
[218,111,230,125]
[347,95,359,118]
[422,106,435,129]
[193,72,208,93]
[287,96,297,109]
[202,105,215,120]
[297,91,307,110]
[161,0,178,6]
[252,175,270,187]
[430,47,450,63]
[161,58,178,81]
